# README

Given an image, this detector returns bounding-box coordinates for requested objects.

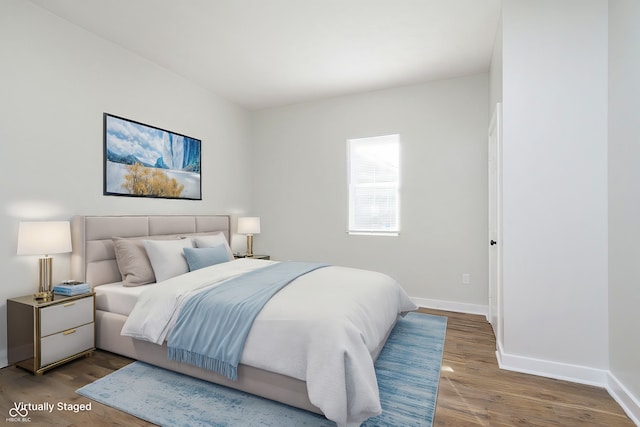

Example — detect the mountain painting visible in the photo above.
[103,114,202,200]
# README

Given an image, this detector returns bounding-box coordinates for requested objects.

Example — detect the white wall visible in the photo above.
[0,0,252,366]
[500,0,609,380]
[608,0,640,421]
[489,11,503,109]
[250,74,489,310]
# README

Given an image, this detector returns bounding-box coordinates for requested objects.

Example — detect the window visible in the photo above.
[348,134,400,235]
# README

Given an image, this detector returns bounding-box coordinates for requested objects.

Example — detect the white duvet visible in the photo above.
[121,258,417,427]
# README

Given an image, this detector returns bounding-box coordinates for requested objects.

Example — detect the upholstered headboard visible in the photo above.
[71,215,231,287]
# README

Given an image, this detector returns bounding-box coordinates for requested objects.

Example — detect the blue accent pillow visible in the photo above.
[183,245,230,271]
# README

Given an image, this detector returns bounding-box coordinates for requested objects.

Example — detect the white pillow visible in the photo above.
[143,238,194,282]
[191,232,234,261]
[112,235,182,286]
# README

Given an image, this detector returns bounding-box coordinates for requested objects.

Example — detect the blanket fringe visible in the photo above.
[167,347,238,381]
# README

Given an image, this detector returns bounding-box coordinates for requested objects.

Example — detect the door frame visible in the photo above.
[488,102,503,348]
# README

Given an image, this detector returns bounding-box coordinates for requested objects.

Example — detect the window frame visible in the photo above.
[347,134,400,236]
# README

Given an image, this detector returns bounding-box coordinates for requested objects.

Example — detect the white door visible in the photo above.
[488,103,502,342]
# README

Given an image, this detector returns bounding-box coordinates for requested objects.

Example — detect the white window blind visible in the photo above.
[348,134,400,235]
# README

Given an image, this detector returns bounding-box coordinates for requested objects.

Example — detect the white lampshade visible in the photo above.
[238,217,261,235]
[17,221,72,255]
[17,221,73,299]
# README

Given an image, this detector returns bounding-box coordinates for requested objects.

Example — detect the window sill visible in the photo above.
[347,231,399,237]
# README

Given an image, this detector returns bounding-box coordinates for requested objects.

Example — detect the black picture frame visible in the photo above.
[103,113,202,200]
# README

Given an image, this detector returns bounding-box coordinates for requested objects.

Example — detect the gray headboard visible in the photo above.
[71,215,231,287]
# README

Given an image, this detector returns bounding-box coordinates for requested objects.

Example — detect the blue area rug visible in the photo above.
[77,312,447,426]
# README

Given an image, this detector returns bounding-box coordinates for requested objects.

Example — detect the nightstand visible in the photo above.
[7,292,95,374]
[234,254,270,260]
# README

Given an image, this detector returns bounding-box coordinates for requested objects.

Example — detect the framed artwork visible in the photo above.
[103,113,201,200]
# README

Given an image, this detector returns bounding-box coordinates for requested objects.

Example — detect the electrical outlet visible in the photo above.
[462,273,471,285]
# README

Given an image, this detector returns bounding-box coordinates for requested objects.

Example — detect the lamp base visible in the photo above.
[36,256,54,301]
[33,291,53,301]
[246,234,254,257]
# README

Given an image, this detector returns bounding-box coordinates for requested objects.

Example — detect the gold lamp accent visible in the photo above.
[237,217,260,257]
[17,221,72,300]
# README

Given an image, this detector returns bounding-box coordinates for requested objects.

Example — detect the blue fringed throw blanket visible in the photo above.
[167,261,329,381]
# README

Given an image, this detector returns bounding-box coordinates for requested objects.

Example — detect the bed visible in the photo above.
[70,214,417,427]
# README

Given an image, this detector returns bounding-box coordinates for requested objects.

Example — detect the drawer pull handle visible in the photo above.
[63,329,77,336]
[63,302,76,307]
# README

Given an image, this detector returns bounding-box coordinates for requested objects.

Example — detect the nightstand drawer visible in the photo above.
[40,323,94,367]
[40,296,94,337]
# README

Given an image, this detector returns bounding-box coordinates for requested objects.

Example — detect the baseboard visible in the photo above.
[607,372,640,426]
[412,297,488,317]
[496,346,608,387]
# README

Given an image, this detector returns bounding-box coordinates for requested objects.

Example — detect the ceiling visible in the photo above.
[29,0,501,111]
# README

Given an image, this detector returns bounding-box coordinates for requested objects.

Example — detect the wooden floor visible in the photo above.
[0,309,634,426]
[418,308,634,427]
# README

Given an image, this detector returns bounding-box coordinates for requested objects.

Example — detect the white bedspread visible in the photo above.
[121,258,417,427]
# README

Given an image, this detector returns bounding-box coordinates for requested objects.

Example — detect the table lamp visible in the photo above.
[17,221,72,299]
[237,217,260,257]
